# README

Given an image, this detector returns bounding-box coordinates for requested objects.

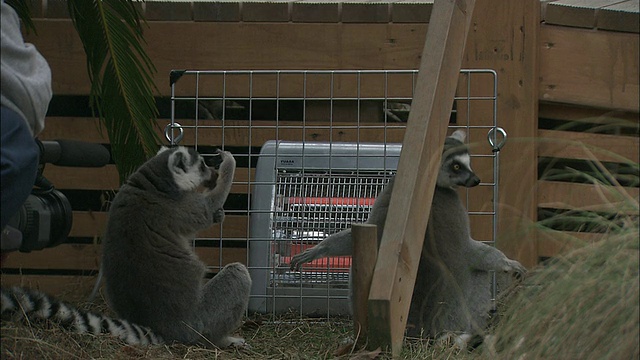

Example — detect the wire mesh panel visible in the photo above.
[167,69,500,318]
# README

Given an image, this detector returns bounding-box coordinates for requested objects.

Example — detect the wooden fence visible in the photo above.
[2,0,638,299]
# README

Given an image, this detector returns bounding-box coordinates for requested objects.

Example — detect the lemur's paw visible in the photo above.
[216,149,236,167]
[213,208,225,223]
[223,336,250,350]
[505,259,527,280]
[289,250,314,271]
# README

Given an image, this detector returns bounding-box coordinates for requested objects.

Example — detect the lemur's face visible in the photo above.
[436,130,481,189]
[437,151,481,189]
[166,147,213,191]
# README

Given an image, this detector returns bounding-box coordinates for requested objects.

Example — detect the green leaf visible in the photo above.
[67,0,160,184]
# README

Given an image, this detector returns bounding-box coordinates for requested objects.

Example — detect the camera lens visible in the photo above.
[7,190,73,252]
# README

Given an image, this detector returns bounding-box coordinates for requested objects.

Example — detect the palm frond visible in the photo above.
[67,0,160,184]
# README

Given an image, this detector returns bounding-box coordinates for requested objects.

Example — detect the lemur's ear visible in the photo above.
[169,150,188,173]
[157,146,170,154]
[450,129,466,143]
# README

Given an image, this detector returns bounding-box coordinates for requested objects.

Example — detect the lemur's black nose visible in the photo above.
[466,175,481,187]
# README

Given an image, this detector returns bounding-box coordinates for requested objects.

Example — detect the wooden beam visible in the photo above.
[366,0,475,355]
[461,0,540,268]
[351,224,378,345]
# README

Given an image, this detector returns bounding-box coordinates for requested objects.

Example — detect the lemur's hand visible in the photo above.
[504,259,527,281]
[217,149,236,175]
[289,249,317,271]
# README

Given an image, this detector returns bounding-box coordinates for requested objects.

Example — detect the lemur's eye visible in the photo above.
[452,163,461,171]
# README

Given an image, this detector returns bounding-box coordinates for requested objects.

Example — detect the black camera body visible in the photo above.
[2,139,110,253]
[6,181,73,252]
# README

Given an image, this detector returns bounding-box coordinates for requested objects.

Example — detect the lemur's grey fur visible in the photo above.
[102,146,251,348]
[289,130,525,340]
[2,147,252,348]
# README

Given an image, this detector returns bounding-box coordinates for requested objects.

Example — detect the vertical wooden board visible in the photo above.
[462,0,539,267]
[352,224,378,344]
[367,0,476,354]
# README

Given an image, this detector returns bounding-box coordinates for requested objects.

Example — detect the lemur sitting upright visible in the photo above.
[290,130,526,341]
[2,147,252,348]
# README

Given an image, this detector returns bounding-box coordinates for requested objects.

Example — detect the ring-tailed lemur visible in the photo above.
[289,130,525,342]
[1,147,252,348]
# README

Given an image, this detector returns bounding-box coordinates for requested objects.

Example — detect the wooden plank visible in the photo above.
[145,1,192,21]
[351,224,378,345]
[242,0,290,22]
[391,0,433,23]
[24,21,427,96]
[40,117,408,147]
[539,103,640,126]
[42,164,256,192]
[342,1,390,23]
[537,180,640,213]
[2,244,101,271]
[544,0,614,29]
[367,0,475,354]
[0,275,98,301]
[192,1,241,22]
[538,129,640,163]
[598,1,640,33]
[70,211,252,240]
[537,229,608,258]
[291,1,341,22]
[2,243,246,272]
[539,24,640,111]
[45,0,70,19]
[43,165,120,190]
[462,0,540,267]
[70,212,108,238]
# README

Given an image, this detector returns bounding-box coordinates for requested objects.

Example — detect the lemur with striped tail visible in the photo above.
[2,147,252,348]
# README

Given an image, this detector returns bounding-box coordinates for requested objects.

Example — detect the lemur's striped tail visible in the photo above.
[1,286,162,345]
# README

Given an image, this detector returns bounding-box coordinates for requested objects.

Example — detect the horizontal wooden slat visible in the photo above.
[70,212,252,240]
[2,244,101,271]
[2,245,247,271]
[539,25,639,111]
[40,117,409,147]
[537,228,608,258]
[43,164,256,192]
[537,180,640,213]
[24,21,427,97]
[0,275,98,302]
[538,103,640,126]
[538,129,640,163]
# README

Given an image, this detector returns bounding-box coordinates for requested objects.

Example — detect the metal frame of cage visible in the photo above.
[166,69,504,318]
